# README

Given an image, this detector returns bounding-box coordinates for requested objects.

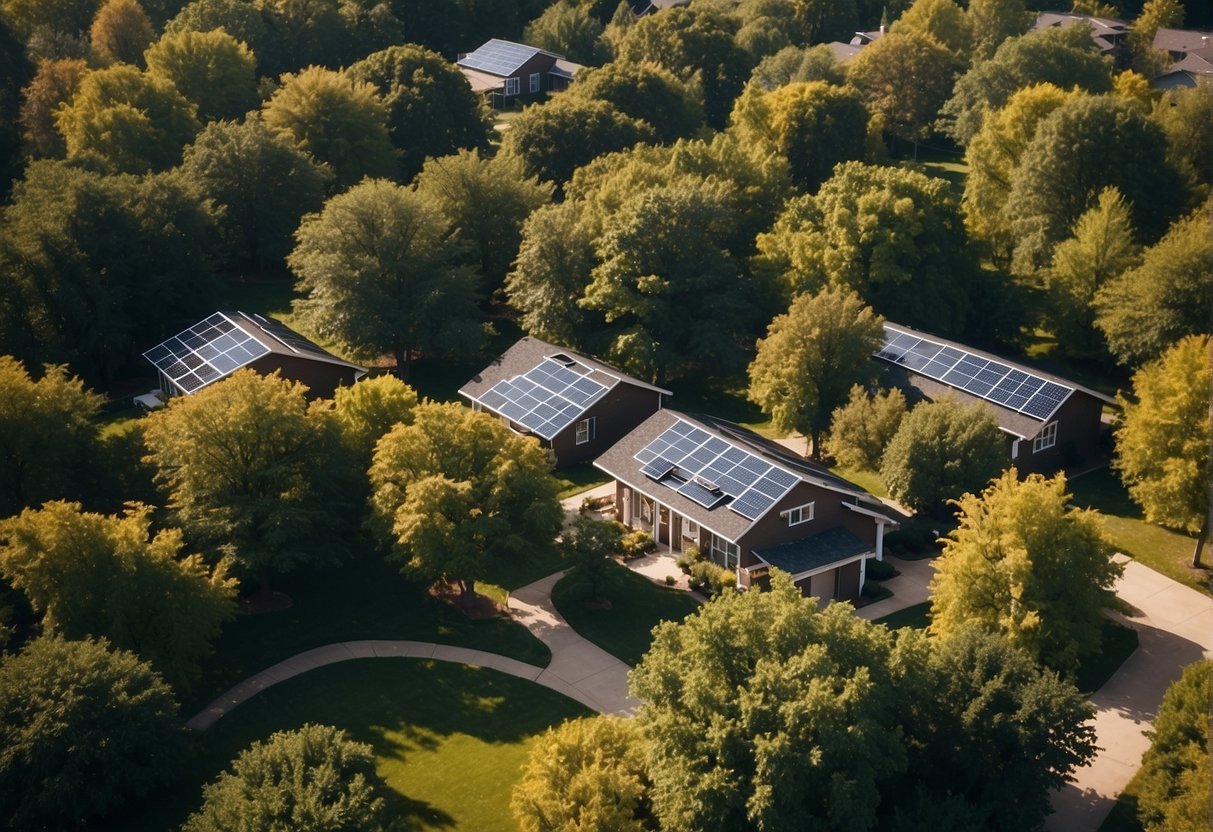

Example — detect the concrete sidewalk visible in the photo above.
[854,555,937,620]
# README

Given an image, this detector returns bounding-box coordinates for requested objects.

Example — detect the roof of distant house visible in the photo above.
[827,41,865,61]
[1152,27,1213,54]
[456,39,581,79]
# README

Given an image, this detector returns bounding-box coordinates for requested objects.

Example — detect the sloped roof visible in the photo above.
[1152,27,1213,54]
[754,527,873,577]
[457,39,557,78]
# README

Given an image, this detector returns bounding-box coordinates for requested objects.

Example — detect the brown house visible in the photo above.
[595,410,899,605]
[456,39,581,108]
[143,311,366,400]
[460,337,670,468]
[875,322,1116,474]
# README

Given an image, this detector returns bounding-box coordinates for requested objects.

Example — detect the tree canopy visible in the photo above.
[17,57,88,158]
[825,384,907,470]
[847,30,962,146]
[522,0,610,65]
[144,28,257,123]
[571,59,705,144]
[89,0,155,67]
[505,200,597,346]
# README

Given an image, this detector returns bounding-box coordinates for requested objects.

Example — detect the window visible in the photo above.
[529,72,541,92]
[505,77,520,96]
[1033,421,1058,452]
[575,416,595,445]
[782,502,814,526]
[710,534,739,569]
[684,520,698,539]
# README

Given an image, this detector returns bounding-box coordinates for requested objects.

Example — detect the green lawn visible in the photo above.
[554,462,612,500]
[185,552,553,715]
[552,560,702,666]
[831,464,889,498]
[1067,467,1209,596]
[113,659,592,832]
[875,601,931,630]
[664,376,776,437]
[1075,618,1139,695]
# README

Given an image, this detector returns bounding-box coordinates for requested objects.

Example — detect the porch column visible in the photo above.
[875,522,885,562]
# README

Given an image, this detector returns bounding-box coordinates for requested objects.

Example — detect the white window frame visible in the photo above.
[710,534,739,569]
[683,520,698,539]
[782,502,815,526]
[1033,421,1058,453]
[529,72,541,92]
[575,416,595,445]
[505,77,520,96]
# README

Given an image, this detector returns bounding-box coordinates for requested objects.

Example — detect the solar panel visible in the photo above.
[458,39,541,77]
[475,356,610,440]
[632,419,802,522]
[143,312,270,395]
[877,327,1074,422]
[249,314,330,357]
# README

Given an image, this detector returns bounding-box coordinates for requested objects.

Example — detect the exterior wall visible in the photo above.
[499,53,557,103]
[250,355,360,400]
[790,559,863,605]
[1015,393,1106,475]
[734,482,855,570]
[548,384,663,467]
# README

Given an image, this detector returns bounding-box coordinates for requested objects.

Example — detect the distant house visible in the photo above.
[456,39,581,107]
[143,311,365,400]
[629,0,690,15]
[825,41,864,62]
[595,410,899,604]
[874,323,1115,474]
[1152,27,1213,61]
[1030,11,1128,54]
[459,337,670,468]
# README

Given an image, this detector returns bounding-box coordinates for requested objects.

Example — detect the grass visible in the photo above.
[554,462,612,500]
[113,659,592,832]
[552,560,702,666]
[664,376,776,437]
[875,601,931,630]
[831,464,889,498]
[185,552,553,715]
[1067,467,1210,597]
[1075,618,1140,695]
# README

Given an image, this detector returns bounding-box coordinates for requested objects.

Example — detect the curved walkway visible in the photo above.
[187,570,636,731]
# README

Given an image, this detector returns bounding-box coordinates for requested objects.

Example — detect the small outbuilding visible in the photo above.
[143,311,366,400]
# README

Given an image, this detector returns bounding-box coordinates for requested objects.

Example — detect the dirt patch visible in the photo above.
[240,590,294,614]
[426,580,506,620]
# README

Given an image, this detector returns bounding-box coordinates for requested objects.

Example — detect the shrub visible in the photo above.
[866,559,899,582]
[675,555,691,574]
[620,530,655,558]
[683,544,703,562]
[862,581,893,600]
[665,575,677,586]
[690,561,735,596]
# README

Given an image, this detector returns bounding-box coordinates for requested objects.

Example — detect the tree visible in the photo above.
[1007,94,1184,274]
[615,4,751,129]
[89,0,154,67]
[505,200,597,346]
[368,401,563,606]
[560,516,625,601]
[252,0,352,76]
[1128,0,1184,75]
[347,44,489,182]
[0,501,236,689]
[17,57,88,157]
[928,469,1121,671]
[0,356,103,517]
[164,0,269,59]
[512,716,654,832]
[0,635,181,831]
[630,572,907,832]
[54,63,200,173]
[825,385,907,470]
[1,0,102,41]
[787,0,861,44]
[1153,85,1213,201]
[331,374,417,467]
[572,59,705,143]
[847,30,962,147]
[181,115,329,270]
[1045,187,1140,360]
[183,724,394,832]
[413,149,552,297]
[755,162,975,335]
[523,0,610,65]
[1134,660,1212,832]
[262,66,396,189]
[288,178,483,376]
[890,0,972,57]
[941,25,1113,146]
[144,28,257,122]
[965,0,1031,61]
[730,80,869,191]
[1094,211,1213,367]
[142,369,338,591]
[879,397,1005,513]
[1113,336,1211,566]
[748,286,884,459]
[503,95,653,186]
[750,43,847,90]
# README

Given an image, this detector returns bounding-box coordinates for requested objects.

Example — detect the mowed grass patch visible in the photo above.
[553,560,702,666]
[1067,467,1209,597]
[116,660,592,832]
[831,464,889,499]
[875,601,931,630]
[554,462,612,500]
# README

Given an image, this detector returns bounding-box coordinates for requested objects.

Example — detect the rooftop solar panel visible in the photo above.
[458,39,541,77]
[877,327,1074,422]
[143,312,270,395]
[474,356,610,440]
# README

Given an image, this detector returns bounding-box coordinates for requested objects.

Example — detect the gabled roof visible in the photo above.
[1152,27,1213,55]
[459,337,670,441]
[1031,11,1127,36]
[457,39,558,78]
[754,527,873,578]
[827,41,864,61]
[874,322,1115,440]
[594,410,878,543]
[143,311,364,396]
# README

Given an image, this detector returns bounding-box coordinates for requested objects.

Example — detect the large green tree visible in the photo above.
[142,369,338,591]
[1094,209,1213,367]
[1113,335,1211,566]
[965,0,1031,61]
[368,401,563,606]
[0,501,236,689]
[748,286,885,459]
[522,0,610,65]
[288,178,482,376]
[847,30,962,147]
[164,0,268,59]
[571,59,705,143]
[1153,85,1213,201]
[144,28,257,122]
[184,724,395,832]
[750,43,847,90]
[0,635,181,832]
[890,0,972,56]
[17,57,88,158]
[928,469,1121,671]
[89,0,154,67]
[880,397,1006,513]
[331,374,417,469]
[505,200,596,346]
[825,385,907,471]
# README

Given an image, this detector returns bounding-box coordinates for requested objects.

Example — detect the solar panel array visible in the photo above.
[634,420,801,520]
[143,312,269,394]
[458,39,539,76]
[475,358,610,440]
[251,314,330,358]
[877,328,1073,422]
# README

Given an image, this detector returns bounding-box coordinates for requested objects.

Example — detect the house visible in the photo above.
[595,410,899,604]
[1151,27,1213,61]
[825,41,865,62]
[460,336,670,468]
[1150,56,1213,88]
[1030,11,1128,54]
[456,39,582,107]
[143,311,366,400]
[849,26,886,46]
[629,0,690,15]
[874,323,1116,474]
